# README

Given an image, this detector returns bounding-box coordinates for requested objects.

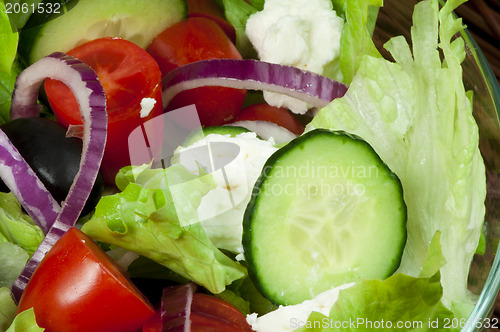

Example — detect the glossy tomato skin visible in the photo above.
[191,293,252,331]
[186,0,236,42]
[189,312,248,332]
[44,37,164,184]
[234,103,305,135]
[17,227,155,332]
[160,283,253,332]
[142,310,161,332]
[147,17,246,127]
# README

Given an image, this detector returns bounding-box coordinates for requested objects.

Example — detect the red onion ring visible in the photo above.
[161,59,348,110]
[10,52,107,301]
[161,283,197,331]
[0,130,61,233]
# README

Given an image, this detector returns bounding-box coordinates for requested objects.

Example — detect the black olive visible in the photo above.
[0,117,104,217]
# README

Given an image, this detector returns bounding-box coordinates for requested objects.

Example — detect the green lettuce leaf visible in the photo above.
[474,230,486,255]
[236,277,278,315]
[0,192,44,256]
[245,0,263,11]
[336,0,383,84]
[5,309,43,332]
[82,164,247,294]
[0,61,20,125]
[216,276,278,317]
[297,273,457,331]
[419,231,447,279]
[220,0,258,58]
[0,1,18,74]
[0,191,43,289]
[215,288,251,315]
[0,0,21,125]
[0,287,17,332]
[308,0,485,312]
[0,242,28,289]
[126,255,189,283]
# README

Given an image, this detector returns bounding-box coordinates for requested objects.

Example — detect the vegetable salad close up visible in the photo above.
[0,0,491,331]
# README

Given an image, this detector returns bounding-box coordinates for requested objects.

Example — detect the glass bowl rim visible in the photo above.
[460,26,500,330]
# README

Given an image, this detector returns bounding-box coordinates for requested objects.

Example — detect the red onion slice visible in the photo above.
[161,283,197,332]
[10,52,107,301]
[162,59,348,109]
[0,130,61,233]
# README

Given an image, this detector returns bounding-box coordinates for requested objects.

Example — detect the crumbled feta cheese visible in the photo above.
[246,0,344,114]
[174,132,277,253]
[247,283,353,332]
[140,97,157,118]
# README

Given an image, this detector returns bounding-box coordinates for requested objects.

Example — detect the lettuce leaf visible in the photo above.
[419,231,447,279]
[308,0,485,312]
[236,277,278,315]
[0,1,21,125]
[297,273,457,331]
[0,61,19,125]
[0,242,28,289]
[219,0,258,58]
[82,164,247,294]
[0,1,18,74]
[126,255,189,282]
[0,287,17,332]
[215,288,251,315]
[0,192,43,289]
[335,0,383,84]
[0,192,44,256]
[5,309,43,332]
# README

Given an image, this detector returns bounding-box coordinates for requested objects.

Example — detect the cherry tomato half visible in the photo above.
[159,283,253,332]
[147,17,246,127]
[17,227,155,332]
[142,310,161,332]
[234,103,305,135]
[44,37,164,184]
[191,293,252,331]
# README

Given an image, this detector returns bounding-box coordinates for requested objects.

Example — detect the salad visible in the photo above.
[0,0,490,331]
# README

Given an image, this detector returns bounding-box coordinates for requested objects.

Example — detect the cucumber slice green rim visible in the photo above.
[18,0,187,66]
[242,129,407,305]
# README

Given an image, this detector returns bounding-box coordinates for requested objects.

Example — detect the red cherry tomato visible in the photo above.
[160,283,253,332]
[142,311,161,332]
[189,312,248,332]
[147,17,246,127]
[186,0,236,42]
[17,227,155,332]
[44,37,164,184]
[192,293,252,331]
[234,103,305,135]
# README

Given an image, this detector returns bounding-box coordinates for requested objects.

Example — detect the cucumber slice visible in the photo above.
[183,126,251,146]
[19,0,187,65]
[242,129,406,305]
[203,125,251,137]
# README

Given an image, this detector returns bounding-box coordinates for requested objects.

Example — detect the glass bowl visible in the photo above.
[374,1,500,330]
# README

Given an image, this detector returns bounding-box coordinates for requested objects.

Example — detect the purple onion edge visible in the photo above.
[161,283,197,331]
[9,52,107,302]
[162,59,349,107]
